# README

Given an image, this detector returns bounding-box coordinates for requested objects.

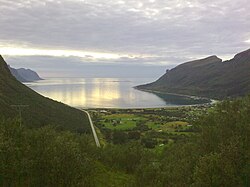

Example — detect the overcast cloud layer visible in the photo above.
[0,0,250,72]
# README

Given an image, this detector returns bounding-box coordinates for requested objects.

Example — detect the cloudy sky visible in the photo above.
[0,0,249,77]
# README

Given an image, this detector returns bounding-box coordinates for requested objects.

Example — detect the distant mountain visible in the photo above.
[136,49,250,99]
[0,55,90,132]
[8,66,42,82]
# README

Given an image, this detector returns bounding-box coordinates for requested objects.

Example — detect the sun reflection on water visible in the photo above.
[26,77,177,108]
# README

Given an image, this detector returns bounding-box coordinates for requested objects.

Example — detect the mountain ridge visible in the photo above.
[136,49,250,99]
[8,65,43,82]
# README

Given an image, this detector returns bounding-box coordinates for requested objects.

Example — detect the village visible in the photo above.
[88,104,212,149]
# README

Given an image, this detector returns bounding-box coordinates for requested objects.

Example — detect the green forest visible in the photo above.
[1,95,249,186]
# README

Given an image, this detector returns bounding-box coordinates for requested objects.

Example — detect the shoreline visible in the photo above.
[134,87,214,101]
[80,102,215,110]
[135,87,218,103]
[79,102,216,110]
[78,88,218,110]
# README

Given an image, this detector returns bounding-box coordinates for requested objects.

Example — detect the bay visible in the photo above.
[25,77,209,108]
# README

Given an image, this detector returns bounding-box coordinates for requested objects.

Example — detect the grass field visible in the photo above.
[89,105,211,150]
[102,114,146,130]
[147,121,189,132]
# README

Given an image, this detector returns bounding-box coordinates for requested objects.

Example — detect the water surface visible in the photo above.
[26,78,209,108]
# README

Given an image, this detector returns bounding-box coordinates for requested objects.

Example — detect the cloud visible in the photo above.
[5,55,166,78]
[0,0,249,68]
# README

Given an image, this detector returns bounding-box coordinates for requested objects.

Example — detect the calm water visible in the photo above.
[25,78,209,108]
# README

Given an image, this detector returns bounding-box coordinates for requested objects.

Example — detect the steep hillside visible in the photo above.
[0,55,90,132]
[9,66,42,82]
[136,49,250,99]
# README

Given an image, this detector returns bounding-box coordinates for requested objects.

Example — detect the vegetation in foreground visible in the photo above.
[0,96,250,186]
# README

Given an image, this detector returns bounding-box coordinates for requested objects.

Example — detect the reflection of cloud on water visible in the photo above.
[35,84,87,107]
[90,78,121,107]
[26,78,175,108]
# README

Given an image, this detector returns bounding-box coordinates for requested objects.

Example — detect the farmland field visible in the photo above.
[88,104,211,149]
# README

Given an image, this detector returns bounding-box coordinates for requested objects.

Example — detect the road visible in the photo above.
[83,110,101,148]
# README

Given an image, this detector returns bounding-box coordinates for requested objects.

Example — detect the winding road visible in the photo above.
[83,110,101,147]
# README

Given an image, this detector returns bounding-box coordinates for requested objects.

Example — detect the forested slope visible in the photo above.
[0,55,90,132]
[1,95,249,186]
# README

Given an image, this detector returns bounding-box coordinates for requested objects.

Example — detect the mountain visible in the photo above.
[0,55,90,132]
[9,66,42,82]
[136,49,250,99]
[8,66,27,82]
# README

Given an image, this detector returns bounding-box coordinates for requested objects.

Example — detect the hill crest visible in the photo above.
[9,66,43,82]
[136,49,250,99]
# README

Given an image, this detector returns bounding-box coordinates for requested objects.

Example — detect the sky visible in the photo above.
[0,0,249,77]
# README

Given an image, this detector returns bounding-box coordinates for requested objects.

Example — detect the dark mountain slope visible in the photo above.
[136,49,250,99]
[0,55,90,132]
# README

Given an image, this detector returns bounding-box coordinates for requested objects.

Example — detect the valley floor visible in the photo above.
[86,104,213,150]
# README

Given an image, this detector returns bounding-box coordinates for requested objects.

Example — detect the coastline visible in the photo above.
[134,87,218,105]
[80,100,217,110]
[78,87,219,110]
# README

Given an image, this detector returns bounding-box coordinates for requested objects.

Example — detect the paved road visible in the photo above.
[83,110,101,148]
